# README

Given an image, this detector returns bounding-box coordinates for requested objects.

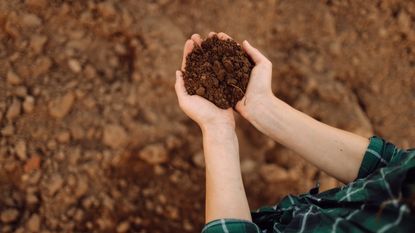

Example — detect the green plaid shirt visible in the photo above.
[202,136,415,233]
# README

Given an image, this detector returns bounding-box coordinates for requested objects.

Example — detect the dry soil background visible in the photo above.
[0,0,414,232]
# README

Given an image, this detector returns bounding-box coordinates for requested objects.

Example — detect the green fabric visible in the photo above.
[202,136,415,233]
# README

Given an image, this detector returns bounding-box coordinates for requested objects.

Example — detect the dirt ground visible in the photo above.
[0,0,414,232]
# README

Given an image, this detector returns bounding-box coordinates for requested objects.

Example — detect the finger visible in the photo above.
[191,34,203,46]
[242,40,270,65]
[181,40,195,70]
[217,32,232,40]
[175,70,189,102]
[208,31,217,38]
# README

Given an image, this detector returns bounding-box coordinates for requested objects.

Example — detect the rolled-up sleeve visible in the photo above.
[357,136,402,179]
[202,219,261,233]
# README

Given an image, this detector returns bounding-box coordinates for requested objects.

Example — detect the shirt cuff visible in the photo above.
[202,219,261,233]
[356,136,397,179]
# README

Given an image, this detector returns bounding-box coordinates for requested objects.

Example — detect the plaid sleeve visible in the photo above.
[202,219,261,233]
[357,136,402,179]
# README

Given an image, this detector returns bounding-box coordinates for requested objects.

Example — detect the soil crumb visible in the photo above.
[183,36,254,109]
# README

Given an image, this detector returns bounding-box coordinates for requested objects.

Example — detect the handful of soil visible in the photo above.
[183,36,254,109]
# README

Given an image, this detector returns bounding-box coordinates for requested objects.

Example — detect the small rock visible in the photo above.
[260,164,289,183]
[47,174,63,196]
[15,86,28,97]
[7,70,22,85]
[68,59,82,73]
[1,125,15,136]
[30,35,48,54]
[26,214,40,232]
[56,130,71,143]
[102,124,128,149]
[21,13,42,27]
[1,208,19,223]
[183,220,193,232]
[6,98,21,121]
[24,155,41,173]
[74,178,88,198]
[241,159,256,174]
[132,71,141,81]
[32,56,52,78]
[48,91,75,118]
[70,124,85,140]
[165,135,182,150]
[192,151,205,168]
[116,221,130,233]
[97,2,117,18]
[138,143,168,165]
[26,193,39,206]
[196,87,205,96]
[26,0,48,8]
[15,140,27,160]
[23,96,35,113]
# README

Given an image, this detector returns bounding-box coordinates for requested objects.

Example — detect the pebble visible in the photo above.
[15,140,27,160]
[1,124,15,136]
[116,221,130,233]
[7,70,22,85]
[74,178,88,198]
[70,125,85,140]
[138,143,168,165]
[97,2,117,18]
[6,98,21,121]
[15,86,28,97]
[102,124,128,149]
[48,91,75,118]
[196,87,205,96]
[27,214,40,232]
[56,130,71,143]
[26,193,39,206]
[0,208,19,223]
[21,13,42,27]
[68,59,82,73]
[192,151,205,168]
[47,174,63,196]
[32,56,52,77]
[26,0,47,8]
[30,35,48,54]
[241,159,256,174]
[260,164,289,183]
[24,155,41,173]
[23,96,35,114]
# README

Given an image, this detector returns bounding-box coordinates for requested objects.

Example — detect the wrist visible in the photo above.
[201,123,236,144]
[244,95,293,136]
[242,94,277,122]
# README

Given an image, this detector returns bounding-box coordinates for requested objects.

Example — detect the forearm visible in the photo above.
[202,124,251,223]
[247,96,369,183]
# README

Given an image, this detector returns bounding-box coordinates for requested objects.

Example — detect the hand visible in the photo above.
[175,33,235,131]
[235,41,274,122]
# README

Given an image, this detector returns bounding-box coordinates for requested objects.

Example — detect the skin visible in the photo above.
[175,32,369,223]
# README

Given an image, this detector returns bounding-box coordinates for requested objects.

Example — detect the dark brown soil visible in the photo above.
[0,1,414,232]
[183,36,254,109]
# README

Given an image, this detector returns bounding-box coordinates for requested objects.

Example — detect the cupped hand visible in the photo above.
[175,33,235,131]
[235,41,274,121]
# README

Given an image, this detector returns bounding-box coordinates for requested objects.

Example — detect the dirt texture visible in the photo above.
[0,0,414,233]
[183,36,253,109]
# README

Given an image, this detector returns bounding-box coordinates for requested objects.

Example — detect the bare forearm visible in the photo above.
[202,125,251,223]
[247,96,369,183]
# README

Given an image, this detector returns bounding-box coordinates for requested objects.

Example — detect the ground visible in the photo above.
[0,0,414,232]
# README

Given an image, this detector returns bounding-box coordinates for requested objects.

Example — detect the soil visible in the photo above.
[183,36,253,109]
[0,0,414,233]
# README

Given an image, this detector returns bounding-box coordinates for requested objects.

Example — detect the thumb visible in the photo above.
[175,71,189,102]
[242,40,271,66]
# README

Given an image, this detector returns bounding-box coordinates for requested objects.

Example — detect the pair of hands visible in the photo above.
[175,32,274,132]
